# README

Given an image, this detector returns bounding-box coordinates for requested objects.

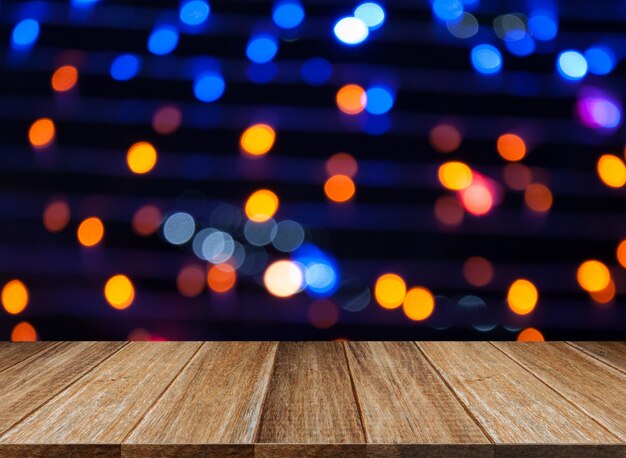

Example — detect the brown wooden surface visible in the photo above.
[0,341,623,458]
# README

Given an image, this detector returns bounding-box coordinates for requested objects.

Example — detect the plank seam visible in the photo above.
[0,342,61,376]
[0,341,130,440]
[341,342,369,444]
[413,342,495,446]
[120,341,206,445]
[488,342,623,442]
[564,342,626,375]
[251,342,280,445]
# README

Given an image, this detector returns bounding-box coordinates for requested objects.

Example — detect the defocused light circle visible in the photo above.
[429,123,462,153]
[77,217,104,247]
[273,0,305,29]
[434,195,464,226]
[461,184,493,216]
[333,17,369,45]
[272,220,305,252]
[152,105,182,134]
[617,240,626,269]
[133,205,162,236]
[244,219,278,247]
[202,231,234,264]
[127,141,157,174]
[585,46,616,75]
[104,275,135,310]
[577,260,610,293]
[110,54,140,81]
[148,26,179,55]
[446,12,478,39]
[374,273,406,309]
[240,124,275,156]
[557,50,587,80]
[163,212,195,245]
[207,264,237,293]
[12,19,39,47]
[180,0,210,26]
[245,189,279,222]
[301,57,333,85]
[403,287,435,321]
[43,199,71,233]
[354,2,385,29]
[463,257,494,287]
[529,14,557,41]
[264,260,304,297]
[507,279,538,315]
[336,84,366,115]
[524,183,553,212]
[365,86,394,115]
[177,264,205,297]
[471,44,502,75]
[438,161,473,190]
[324,174,356,203]
[51,65,78,92]
[517,327,544,342]
[497,133,526,161]
[597,154,626,188]
[2,280,29,315]
[29,118,55,149]
[326,152,358,177]
[305,262,338,295]
[246,34,278,64]
[432,0,463,21]
[194,72,225,102]
[11,322,37,341]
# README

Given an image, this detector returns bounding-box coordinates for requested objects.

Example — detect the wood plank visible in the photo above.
[256,342,365,458]
[0,342,57,373]
[493,342,626,441]
[417,342,622,458]
[0,342,125,436]
[123,342,278,458]
[568,342,626,374]
[0,342,201,458]
[345,341,492,458]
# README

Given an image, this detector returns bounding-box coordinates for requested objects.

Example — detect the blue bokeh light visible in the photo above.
[246,34,278,64]
[148,26,179,55]
[11,19,40,48]
[110,54,141,81]
[470,44,502,75]
[528,13,558,41]
[193,72,225,102]
[247,63,277,83]
[557,50,588,81]
[180,0,210,26]
[272,1,305,29]
[354,2,385,29]
[365,86,394,115]
[432,0,463,21]
[71,0,100,6]
[505,35,535,57]
[300,57,332,85]
[333,17,369,45]
[293,244,339,297]
[585,46,616,76]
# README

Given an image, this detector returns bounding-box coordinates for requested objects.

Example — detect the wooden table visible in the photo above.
[0,342,623,458]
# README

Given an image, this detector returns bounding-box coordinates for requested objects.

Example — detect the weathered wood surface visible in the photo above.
[0,341,623,458]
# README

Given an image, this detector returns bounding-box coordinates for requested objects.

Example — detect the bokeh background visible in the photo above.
[1,0,625,341]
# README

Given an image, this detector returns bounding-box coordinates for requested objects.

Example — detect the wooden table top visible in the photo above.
[0,342,623,458]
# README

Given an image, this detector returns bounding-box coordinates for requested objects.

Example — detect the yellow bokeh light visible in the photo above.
[374,273,406,309]
[577,260,610,293]
[336,84,366,115]
[403,287,435,321]
[127,141,157,174]
[2,279,29,315]
[240,124,276,156]
[617,240,626,269]
[324,174,356,203]
[497,133,526,162]
[28,118,55,149]
[597,154,626,188]
[11,322,37,342]
[263,260,303,297]
[517,327,544,342]
[438,161,473,191]
[51,65,78,92]
[245,189,279,222]
[104,274,135,310]
[507,279,538,315]
[77,217,104,247]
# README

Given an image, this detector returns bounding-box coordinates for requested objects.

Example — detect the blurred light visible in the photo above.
[434,195,464,226]
[336,84,367,115]
[1,280,29,315]
[503,163,532,190]
[148,26,179,55]
[529,13,557,41]
[597,155,626,188]
[585,46,616,75]
[132,205,162,236]
[308,300,339,329]
[240,124,275,156]
[324,174,356,203]
[239,245,267,276]
[72,0,100,6]
[461,183,493,216]
[51,66,78,92]
[77,217,104,247]
[12,19,39,48]
[463,256,494,287]
[505,35,535,57]
[207,263,236,293]
[192,228,216,259]
[163,212,195,245]
[493,14,526,42]
[557,50,587,80]
[374,273,406,309]
[264,260,304,297]
[245,189,279,222]
[446,12,478,39]
[29,118,55,149]
[229,242,247,270]
[577,260,610,293]
[438,161,473,191]
[194,72,225,102]
[471,44,502,75]
[617,240,626,269]
[590,279,616,305]
[517,327,544,342]
[43,199,70,233]
[524,183,553,212]
[11,322,37,342]
[326,153,358,177]
[179,0,210,26]
[273,0,305,29]
[246,34,278,64]
[202,231,234,263]
[305,262,338,295]
[152,105,182,134]
[403,287,435,321]
[507,279,538,315]
[497,133,526,161]
[429,123,462,153]
[577,94,621,129]
[244,219,277,246]
[110,54,140,81]
[104,274,135,309]
[333,17,369,45]
[300,58,333,85]
[272,220,305,252]
[365,86,394,115]
[432,0,463,21]
[354,2,385,29]
[128,328,151,341]
[127,141,157,174]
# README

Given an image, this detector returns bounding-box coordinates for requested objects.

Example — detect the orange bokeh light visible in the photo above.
[51,65,78,92]
[11,322,37,341]
[577,260,611,293]
[325,153,358,177]
[589,279,616,305]
[2,280,29,315]
[617,240,626,268]
[77,217,104,247]
[403,287,435,321]
[461,184,493,216]
[597,154,626,188]
[127,141,157,174]
[507,279,538,315]
[503,163,533,191]
[324,174,356,203]
[463,257,494,287]
[374,273,406,309]
[429,123,461,153]
[43,199,71,232]
[517,327,545,342]
[240,124,276,156]
[132,205,162,236]
[434,195,464,226]
[438,161,473,191]
[524,183,553,212]
[336,84,366,115]
[28,118,55,149]
[207,264,237,293]
[104,274,135,310]
[497,133,526,162]
[177,264,206,297]
[245,189,279,222]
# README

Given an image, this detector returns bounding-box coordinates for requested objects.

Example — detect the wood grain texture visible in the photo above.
[568,342,626,374]
[417,342,621,456]
[256,341,365,458]
[0,342,57,373]
[123,342,277,458]
[0,341,201,456]
[0,341,125,436]
[345,341,492,458]
[493,342,626,441]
